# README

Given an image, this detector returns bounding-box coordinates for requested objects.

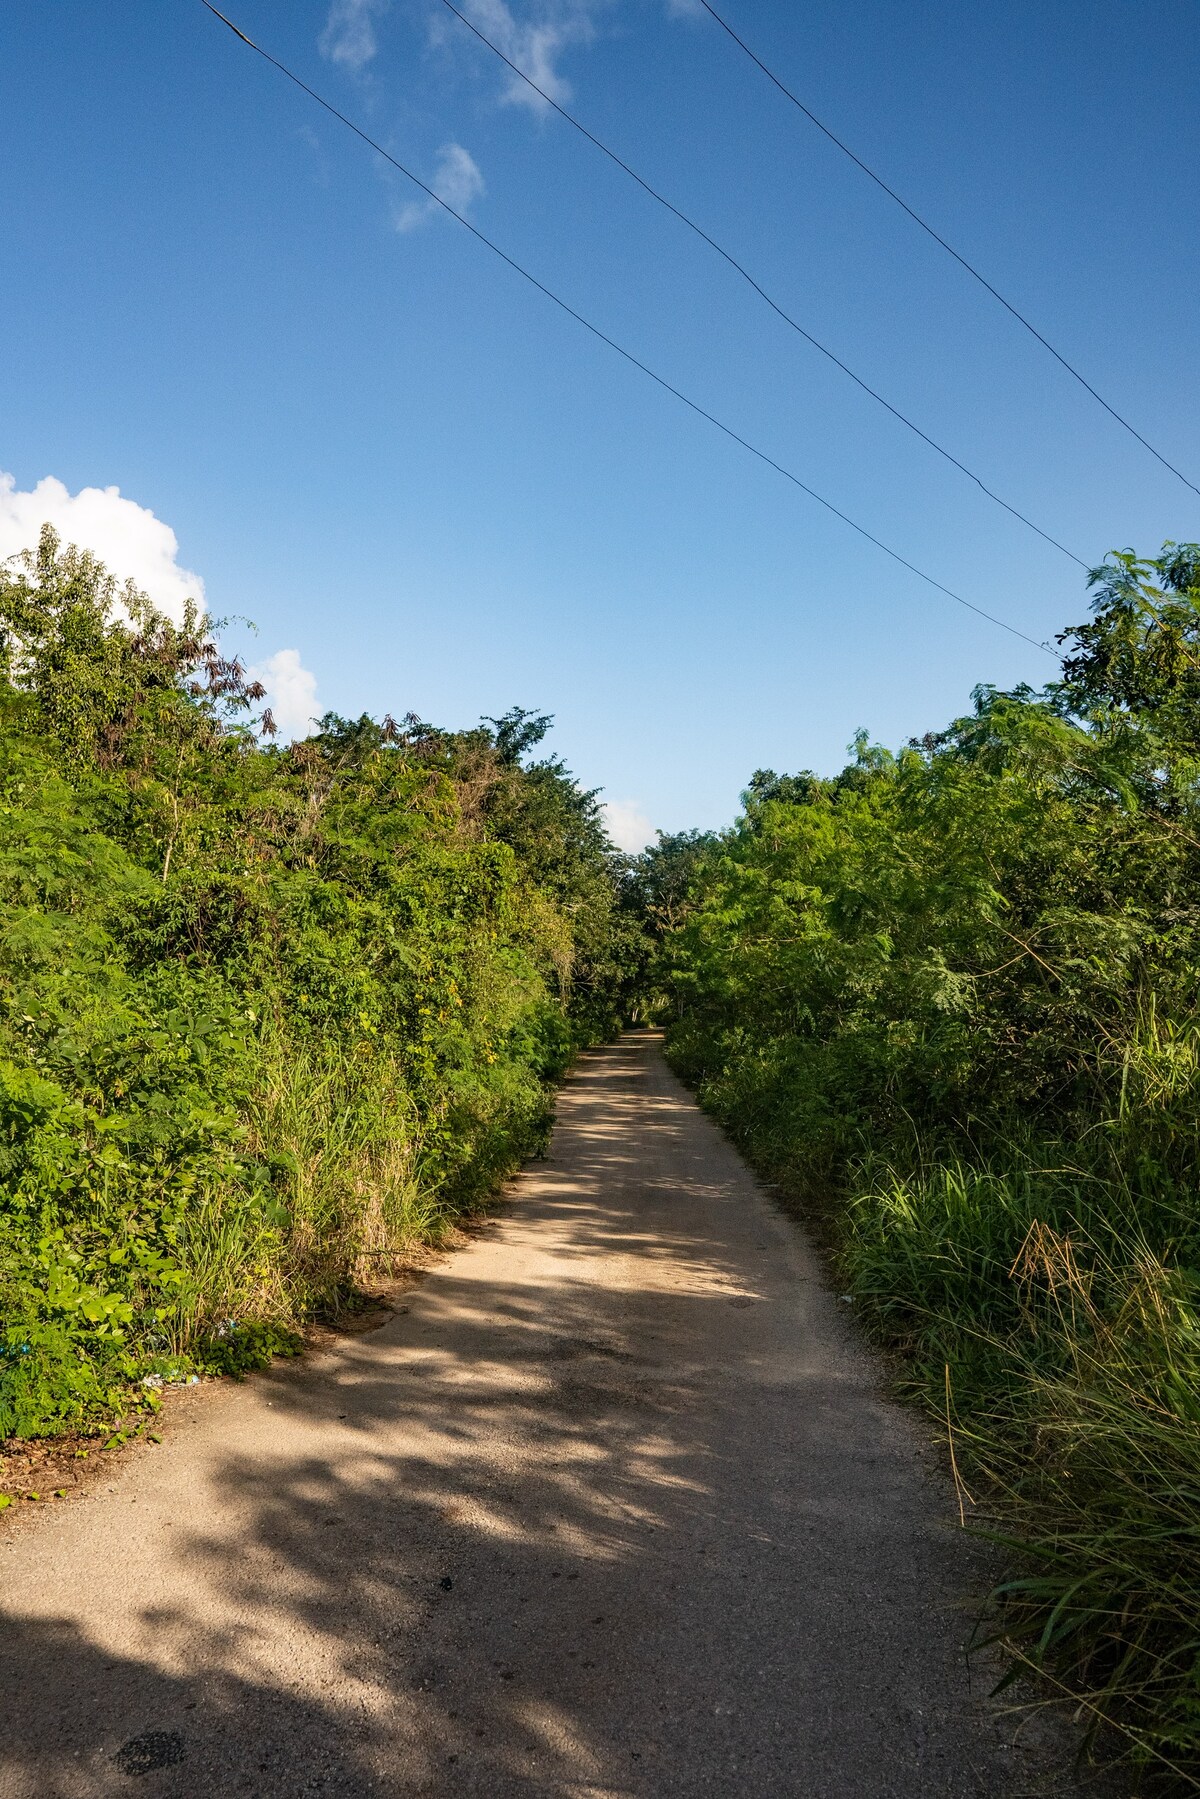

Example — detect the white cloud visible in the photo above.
[0,472,204,623]
[395,141,485,231]
[0,472,317,742]
[441,1,697,114]
[320,0,390,71]
[452,0,599,113]
[601,798,655,853]
[248,648,320,742]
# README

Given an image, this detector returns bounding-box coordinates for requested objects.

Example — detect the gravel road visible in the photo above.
[0,1033,1102,1797]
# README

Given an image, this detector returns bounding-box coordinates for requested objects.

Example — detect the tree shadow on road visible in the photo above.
[0,1041,1111,1798]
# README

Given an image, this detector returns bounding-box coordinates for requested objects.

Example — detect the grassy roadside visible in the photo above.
[668,1061,1200,1792]
[0,1202,493,1523]
[649,543,1200,1790]
[0,527,642,1449]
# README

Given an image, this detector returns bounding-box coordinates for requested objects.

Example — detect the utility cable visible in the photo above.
[442,0,1086,570]
[694,0,1200,502]
[195,0,1057,658]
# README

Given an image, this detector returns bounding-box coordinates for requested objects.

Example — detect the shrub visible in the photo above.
[0,528,639,1436]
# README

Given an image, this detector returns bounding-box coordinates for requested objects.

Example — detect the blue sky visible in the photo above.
[1,0,1197,841]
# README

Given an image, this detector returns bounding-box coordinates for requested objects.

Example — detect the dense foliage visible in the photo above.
[0,527,639,1440]
[8,515,1200,1777]
[653,545,1200,1782]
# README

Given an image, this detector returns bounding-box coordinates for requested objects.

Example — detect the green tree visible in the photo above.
[0,529,637,1439]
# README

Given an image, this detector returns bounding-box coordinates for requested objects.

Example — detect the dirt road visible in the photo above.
[1,1034,1089,1796]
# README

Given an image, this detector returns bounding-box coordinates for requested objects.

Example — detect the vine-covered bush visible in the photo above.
[0,527,641,1438]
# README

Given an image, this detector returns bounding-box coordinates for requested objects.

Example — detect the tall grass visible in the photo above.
[654,544,1200,1782]
[666,902,1200,1783]
[0,529,633,1436]
[839,1153,1200,1784]
[163,1032,555,1361]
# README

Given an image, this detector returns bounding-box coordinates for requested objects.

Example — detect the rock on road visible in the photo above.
[1,1034,1090,1797]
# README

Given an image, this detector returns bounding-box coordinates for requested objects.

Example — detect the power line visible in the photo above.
[441,0,1087,572]
[195,0,1057,659]
[694,0,1200,503]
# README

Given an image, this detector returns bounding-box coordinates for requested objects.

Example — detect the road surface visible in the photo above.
[1,1033,1093,1796]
